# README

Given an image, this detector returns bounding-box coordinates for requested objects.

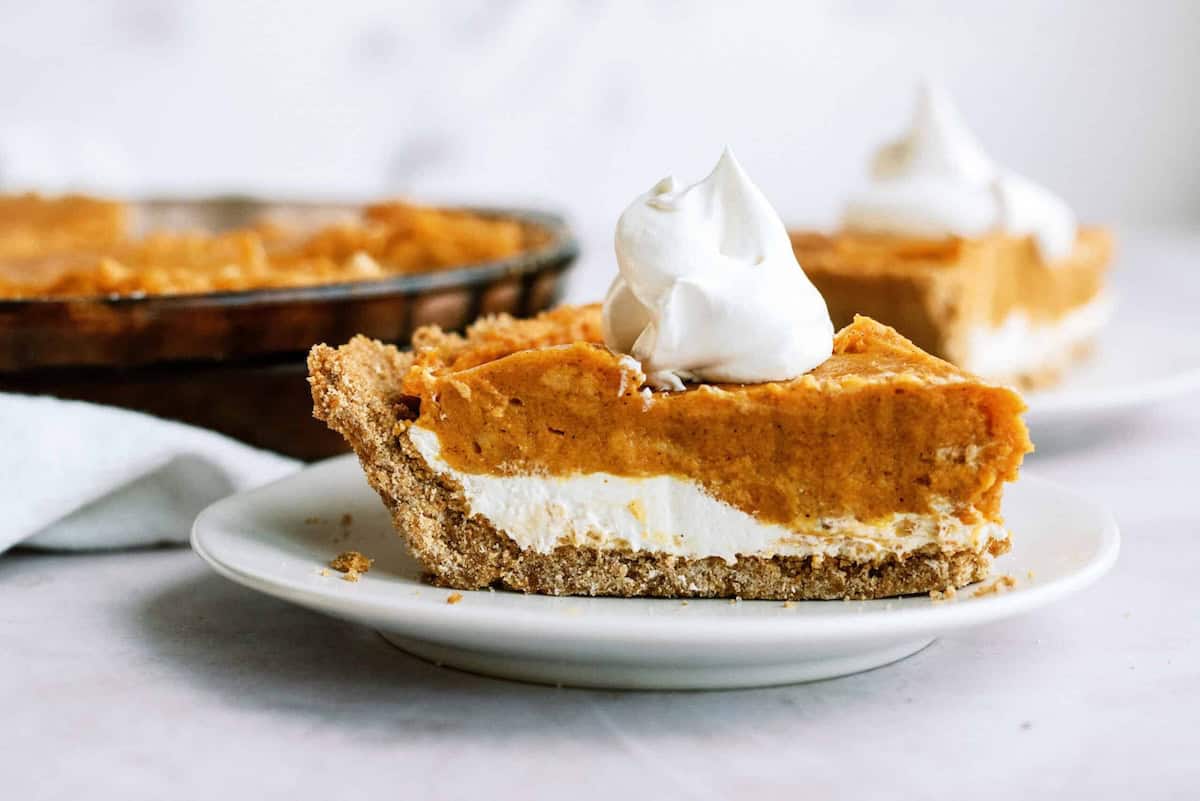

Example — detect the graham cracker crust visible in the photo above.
[309,336,1002,600]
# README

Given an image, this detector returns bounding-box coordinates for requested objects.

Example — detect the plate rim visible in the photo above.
[1022,290,1200,420]
[192,456,1121,647]
[1025,363,1200,418]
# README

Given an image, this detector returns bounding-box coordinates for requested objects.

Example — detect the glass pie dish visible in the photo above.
[0,197,578,459]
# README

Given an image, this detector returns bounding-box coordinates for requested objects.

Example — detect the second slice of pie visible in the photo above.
[791,84,1112,389]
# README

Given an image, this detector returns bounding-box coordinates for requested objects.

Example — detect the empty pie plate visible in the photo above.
[192,455,1119,690]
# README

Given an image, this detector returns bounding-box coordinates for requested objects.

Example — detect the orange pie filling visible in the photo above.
[0,193,543,298]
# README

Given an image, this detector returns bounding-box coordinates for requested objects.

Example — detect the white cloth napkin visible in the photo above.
[1,393,300,553]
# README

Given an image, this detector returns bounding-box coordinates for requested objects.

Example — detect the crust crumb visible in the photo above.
[973,574,1017,597]
[342,568,361,583]
[783,600,797,608]
[330,550,373,574]
[446,592,464,605]
[929,586,958,601]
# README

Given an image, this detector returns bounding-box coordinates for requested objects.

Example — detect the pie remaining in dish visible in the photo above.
[309,305,1032,600]
[0,193,544,299]
[0,193,126,261]
[791,227,1113,389]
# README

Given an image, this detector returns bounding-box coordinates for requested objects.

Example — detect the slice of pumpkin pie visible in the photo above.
[790,83,1112,389]
[309,151,1031,600]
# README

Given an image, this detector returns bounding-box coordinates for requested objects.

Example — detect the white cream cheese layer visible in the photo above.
[408,426,1005,565]
[962,292,1113,380]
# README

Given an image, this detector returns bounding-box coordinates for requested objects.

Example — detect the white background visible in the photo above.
[2,1,1198,299]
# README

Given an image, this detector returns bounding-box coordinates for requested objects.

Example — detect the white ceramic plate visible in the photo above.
[192,456,1119,690]
[1022,270,1200,445]
[1024,313,1200,443]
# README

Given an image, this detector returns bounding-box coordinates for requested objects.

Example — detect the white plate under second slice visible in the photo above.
[192,455,1119,690]
[1019,234,1200,445]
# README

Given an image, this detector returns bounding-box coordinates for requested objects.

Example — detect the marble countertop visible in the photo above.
[4,235,1200,800]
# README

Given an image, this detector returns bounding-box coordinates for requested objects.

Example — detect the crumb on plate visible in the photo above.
[973,575,1017,597]
[929,586,957,601]
[329,550,373,575]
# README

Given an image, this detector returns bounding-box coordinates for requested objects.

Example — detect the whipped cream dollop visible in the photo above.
[842,83,1077,261]
[602,149,833,390]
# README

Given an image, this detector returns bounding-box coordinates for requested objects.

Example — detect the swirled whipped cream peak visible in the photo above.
[602,148,833,391]
[843,83,1078,262]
